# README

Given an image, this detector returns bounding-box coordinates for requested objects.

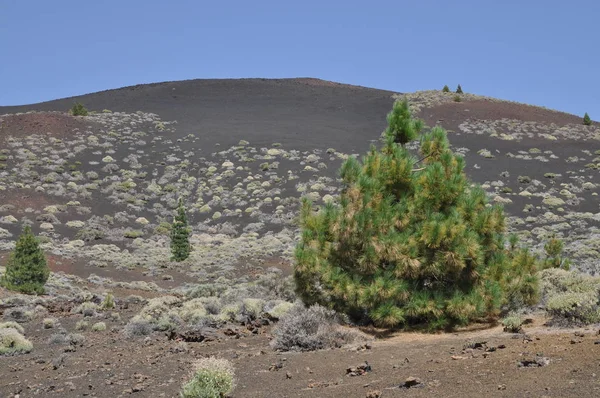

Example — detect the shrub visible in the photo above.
[583,112,592,126]
[2,307,34,323]
[179,299,208,324]
[124,230,143,239]
[501,312,523,332]
[0,327,33,356]
[75,320,89,331]
[442,85,450,93]
[0,321,25,334]
[47,333,68,345]
[123,316,153,338]
[67,333,86,346]
[180,357,236,398]
[43,318,58,329]
[1,226,49,294]
[102,292,115,309]
[453,94,462,102]
[70,102,88,116]
[540,268,600,325]
[271,304,369,352]
[171,198,191,262]
[456,84,463,94]
[294,101,539,330]
[91,322,106,332]
[75,226,105,241]
[240,298,265,320]
[264,301,294,320]
[72,302,99,317]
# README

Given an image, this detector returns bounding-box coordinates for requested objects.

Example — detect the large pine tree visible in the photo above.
[170,198,191,262]
[294,101,539,329]
[1,225,50,294]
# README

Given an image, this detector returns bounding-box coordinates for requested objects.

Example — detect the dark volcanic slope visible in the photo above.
[0,78,397,153]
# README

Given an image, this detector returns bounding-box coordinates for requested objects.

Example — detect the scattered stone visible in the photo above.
[518,356,550,368]
[347,362,372,376]
[401,376,424,389]
[366,390,381,398]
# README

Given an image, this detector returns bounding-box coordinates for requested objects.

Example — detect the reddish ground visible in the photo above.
[0,112,98,143]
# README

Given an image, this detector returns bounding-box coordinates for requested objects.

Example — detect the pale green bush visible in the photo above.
[0,321,24,334]
[180,357,235,398]
[265,301,294,320]
[43,318,58,329]
[501,312,523,332]
[540,268,600,325]
[0,327,33,355]
[72,302,99,317]
[75,320,89,331]
[91,322,106,332]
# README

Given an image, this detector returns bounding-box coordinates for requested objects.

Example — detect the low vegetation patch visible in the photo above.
[180,356,236,398]
[271,303,370,352]
[540,268,600,326]
[0,327,33,356]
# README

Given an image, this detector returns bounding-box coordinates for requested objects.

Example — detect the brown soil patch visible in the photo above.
[1,315,599,397]
[0,112,97,143]
[0,189,56,215]
[420,99,584,128]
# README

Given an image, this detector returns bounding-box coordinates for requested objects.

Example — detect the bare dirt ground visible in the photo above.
[2,298,599,398]
[2,79,600,397]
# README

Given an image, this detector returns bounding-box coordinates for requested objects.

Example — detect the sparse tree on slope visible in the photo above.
[294,101,539,330]
[70,102,88,116]
[456,84,463,94]
[583,112,592,126]
[442,85,450,93]
[1,226,49,294]
[170,198,191,262]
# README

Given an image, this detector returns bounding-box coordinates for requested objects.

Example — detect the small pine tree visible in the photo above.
[70,102,88,116]
[170,198,191,262]
[295,100,539,330]
[442,85,450,93]
[583,112,592,126]
[1,226,49,294]
[384,100,423,147]
[456,84,463,94]
[543,235,570,270]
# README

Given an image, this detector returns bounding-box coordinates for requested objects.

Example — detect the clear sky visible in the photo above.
[1,0,598,117]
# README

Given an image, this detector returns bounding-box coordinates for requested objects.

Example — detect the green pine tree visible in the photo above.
[456,84,463,94]
[70,102,88,116]
[442,85,450,93]
[384,100,423,147]
[170,198,191,262]
[1,225,49,295]
[583,112,592,126]
[295,101,539,330]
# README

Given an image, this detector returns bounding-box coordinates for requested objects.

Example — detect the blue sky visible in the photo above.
[1,1,598,117]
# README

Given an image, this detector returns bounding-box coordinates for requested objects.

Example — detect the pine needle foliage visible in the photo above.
[583,112,592,126]
[294,101,539,329]
[1,226,49,295]
[170,198,191,262]
[384,100,424,147]
[70,102,88,116]
[442,85,450,93]
[456,84,463,94]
